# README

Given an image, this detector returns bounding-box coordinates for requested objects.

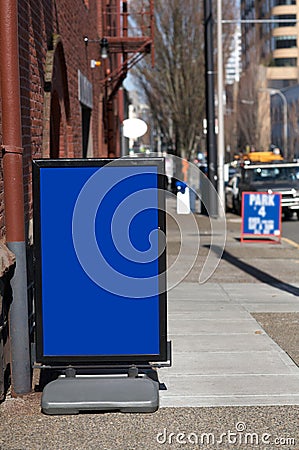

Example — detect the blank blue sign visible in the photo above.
[33,159,167,364]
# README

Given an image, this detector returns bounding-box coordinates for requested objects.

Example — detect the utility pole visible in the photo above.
[217,0,225,218]
[204,0,218,218]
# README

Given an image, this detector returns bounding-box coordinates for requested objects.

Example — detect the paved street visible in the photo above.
[1,197,299,449]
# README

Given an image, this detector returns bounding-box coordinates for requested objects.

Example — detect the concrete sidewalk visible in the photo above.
[1,197,299,450]
[159,198,299,407]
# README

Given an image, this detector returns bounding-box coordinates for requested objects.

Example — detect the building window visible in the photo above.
[274,35,297,49]
[274,0,296,5]
[274,15,296,27]
[273,57,297,66]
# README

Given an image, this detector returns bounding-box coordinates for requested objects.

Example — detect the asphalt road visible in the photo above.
[228,210,299,246]
[282,214,299,245]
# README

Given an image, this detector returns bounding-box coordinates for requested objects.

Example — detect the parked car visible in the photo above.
[225,174,240,212]
[237,162,299,219]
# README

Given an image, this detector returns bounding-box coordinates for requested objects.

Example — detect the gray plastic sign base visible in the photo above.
[41,375,159,415]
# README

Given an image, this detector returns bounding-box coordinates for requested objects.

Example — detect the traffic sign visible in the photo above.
[241,191,282,243]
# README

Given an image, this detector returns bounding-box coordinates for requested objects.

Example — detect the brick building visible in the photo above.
[0,0,153,396]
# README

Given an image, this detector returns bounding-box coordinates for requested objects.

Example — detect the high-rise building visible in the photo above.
[238,0,299,154]
[241,0,299,88]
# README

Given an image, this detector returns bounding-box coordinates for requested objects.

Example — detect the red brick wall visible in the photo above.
[0,0,107,240]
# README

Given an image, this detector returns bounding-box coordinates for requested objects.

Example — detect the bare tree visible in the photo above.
[237,61,275,152]
[237,63,260,151]
[130,0,237,160]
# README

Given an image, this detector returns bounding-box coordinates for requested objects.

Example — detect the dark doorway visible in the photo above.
[82,105,91,158]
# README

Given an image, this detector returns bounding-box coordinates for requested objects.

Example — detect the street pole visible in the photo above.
[260,88,288,159]
[217,0,225,218]
[204,0,218,218]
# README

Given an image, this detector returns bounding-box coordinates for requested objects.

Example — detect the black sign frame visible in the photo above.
[33,158,167,366]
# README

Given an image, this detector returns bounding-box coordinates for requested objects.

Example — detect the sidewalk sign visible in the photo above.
[176,181,191,214]
[33,158,169,414]
[241,191,282,243]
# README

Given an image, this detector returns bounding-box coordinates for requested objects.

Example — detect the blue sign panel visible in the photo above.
[241,192,281,241]
[33,158,167,365]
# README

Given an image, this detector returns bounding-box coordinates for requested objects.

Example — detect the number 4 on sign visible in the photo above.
[258,206,266,217]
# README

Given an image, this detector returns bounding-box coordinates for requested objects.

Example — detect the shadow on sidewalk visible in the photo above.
[209,246,299,297]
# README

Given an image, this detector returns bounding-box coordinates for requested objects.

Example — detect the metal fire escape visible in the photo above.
[101,0,154,98]
[101,0,154,154]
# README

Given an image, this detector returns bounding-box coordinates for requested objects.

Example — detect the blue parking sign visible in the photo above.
[241,192,281,242]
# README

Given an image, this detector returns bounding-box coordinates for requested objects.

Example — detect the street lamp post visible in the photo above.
[270,89,288,159]
[260,88,288,158]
